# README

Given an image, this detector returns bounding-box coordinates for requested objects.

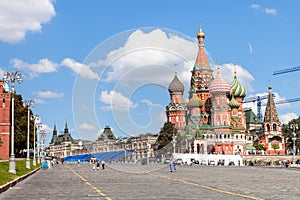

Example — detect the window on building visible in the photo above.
[236,135,238,139]
[267,124,270,131]
[273,124,277,131]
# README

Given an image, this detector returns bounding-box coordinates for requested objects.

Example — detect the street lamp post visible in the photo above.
[290,124,298,164]
[36,123,42,164]
[30,115,40,166]
[40,129,46,161]
[172,133,177,155]
[24,99,34,169]
[4,71,22,174]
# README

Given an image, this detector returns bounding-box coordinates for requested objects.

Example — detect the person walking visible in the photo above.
[173,159,177,172]
[169,160,173,173]
[101,160,105,170]
[77,159,81,168]
[97,161,100,170]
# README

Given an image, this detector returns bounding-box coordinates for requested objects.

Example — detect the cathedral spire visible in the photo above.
[264,85,279,123]
[64,121,69,134]
[195,25,209,68]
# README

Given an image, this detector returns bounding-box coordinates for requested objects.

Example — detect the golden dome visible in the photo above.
[197,26,205,38]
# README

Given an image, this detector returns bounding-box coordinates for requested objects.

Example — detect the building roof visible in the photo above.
[187,93,203,107]
[230,66,246,97]
[228,96,240,108]
[168,73,184,93]
[210,67,230,93]
[263,85,280,123]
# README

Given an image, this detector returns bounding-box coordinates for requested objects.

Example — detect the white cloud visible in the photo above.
[250,4,277,16]
[248,42,253,54]
[36,90,64,99]
[61,58,100,80]
[99,90,138,111]
[0,0,56,44]
[212,63,255,93]
[250,4,261,10]
[280,113,298,124]
[78,123,96,131]
[11,58,59,79]
[10,57,99,80]
[265,8,277,16]
[93,29,197,85]
[141,99,153,106]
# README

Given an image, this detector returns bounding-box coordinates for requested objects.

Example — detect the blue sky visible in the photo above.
[1,0,300,146]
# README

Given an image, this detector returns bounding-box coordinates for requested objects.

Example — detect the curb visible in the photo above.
[0,167,41,194]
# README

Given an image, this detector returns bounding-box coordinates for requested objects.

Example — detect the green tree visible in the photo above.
[254,143,266,151]
[156,122,177,150]
[271,141,279,154]
[282,117,300,153]
[13,94,35,155]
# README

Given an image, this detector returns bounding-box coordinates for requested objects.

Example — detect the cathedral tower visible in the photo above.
[262,85,285,154]
[166,73,187,131]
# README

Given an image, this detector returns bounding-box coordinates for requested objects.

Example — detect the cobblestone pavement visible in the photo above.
[1,163,300,200]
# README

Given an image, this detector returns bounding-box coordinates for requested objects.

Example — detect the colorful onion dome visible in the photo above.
[197,26,205,38]
[230,65,246,97]
[228,96,240,108]
[187,93,203,107]
[210,67,230,93]
[168,73,184,93]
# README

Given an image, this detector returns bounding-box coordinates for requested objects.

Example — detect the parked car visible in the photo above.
[164,159,171,164]
[296,159,300,164]
[208,160,215,166]
[176,158,183,165]
[200,159,208,165]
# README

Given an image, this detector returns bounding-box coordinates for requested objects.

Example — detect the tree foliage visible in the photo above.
[282,117,300,151]
[13,94,35,155]
[254,143,266,151]
[156,122,177,150]
[271,141,279,151]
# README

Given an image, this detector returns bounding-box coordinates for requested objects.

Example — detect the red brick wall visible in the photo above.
[0,80,11,160]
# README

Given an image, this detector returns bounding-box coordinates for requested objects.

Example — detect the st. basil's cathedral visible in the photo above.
[166,26,285,155]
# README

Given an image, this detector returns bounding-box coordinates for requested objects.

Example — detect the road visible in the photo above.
[1,163,300,200]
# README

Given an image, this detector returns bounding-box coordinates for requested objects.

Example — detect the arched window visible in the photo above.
[236,135,238,139]
[273,124,277,131]
[267,124,270,131]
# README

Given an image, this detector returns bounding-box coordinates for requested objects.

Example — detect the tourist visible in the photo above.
[97,161,100,170]
[77,159,81,168]
[101,160,105,170]
[169,161,173,173]
[92,159,96,170]
[173,159,177,172]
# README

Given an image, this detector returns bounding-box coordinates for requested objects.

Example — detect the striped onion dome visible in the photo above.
[228,96,240,108]
[188,93,203,108]
[230,74,246,97]
[210,67,230,93]
[168,73,184,93]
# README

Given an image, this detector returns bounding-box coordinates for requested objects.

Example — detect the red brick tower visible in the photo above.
[0,80,11,159]
[189,26,213,125]
[261,85,285,155]
[166,72,187,131]
[210,67,232,154]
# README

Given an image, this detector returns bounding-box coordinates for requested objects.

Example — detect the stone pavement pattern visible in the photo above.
[1,163,300,200]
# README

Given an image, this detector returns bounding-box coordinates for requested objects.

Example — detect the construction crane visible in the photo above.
[273,65,300,75]
[262,97,300,106]
[243,94,272,122]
